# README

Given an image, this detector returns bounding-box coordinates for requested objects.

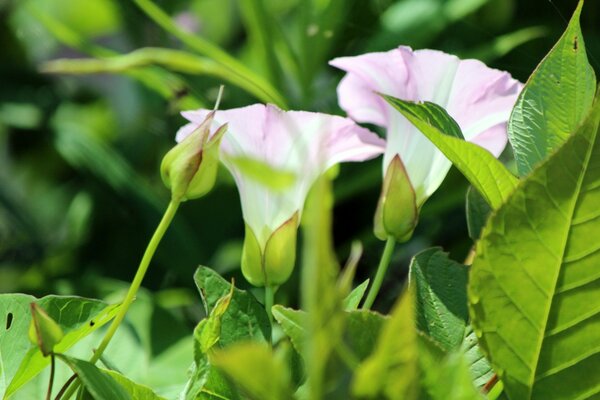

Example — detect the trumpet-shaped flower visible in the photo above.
[330,46,522,240]
[177,104,385,286]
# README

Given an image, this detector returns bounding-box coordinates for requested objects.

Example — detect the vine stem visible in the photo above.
[362,236,396,309]
[58,200,180,399]
[46,353,55,400]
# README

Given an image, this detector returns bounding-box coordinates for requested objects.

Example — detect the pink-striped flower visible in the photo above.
[331,46,522,240]
[177,104,385,286]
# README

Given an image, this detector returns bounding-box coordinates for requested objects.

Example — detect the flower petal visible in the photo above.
[331,46,522,203]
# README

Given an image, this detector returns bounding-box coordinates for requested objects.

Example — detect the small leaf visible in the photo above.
[28,303,64,357]
[211,343,292,400]
[508,0,595,176]
[227,156,296,191]
[104,370,167,400]
[56,354,130,400]
[410,248,469,352]
[342,279,370,311]
[382,95,518,210]
[465,186,491,241]
[352,288,419,400]
[194,267,271,346]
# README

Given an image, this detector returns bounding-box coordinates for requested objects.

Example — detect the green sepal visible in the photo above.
[241,213,299,287]
[241,223,265,287]
[160,111,227,202]
[28,303,64,357]
[374,155,418,242]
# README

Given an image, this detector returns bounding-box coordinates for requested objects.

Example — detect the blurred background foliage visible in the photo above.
[0,0,597,315]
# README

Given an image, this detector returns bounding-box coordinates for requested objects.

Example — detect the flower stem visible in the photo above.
[362,237,396,309]
[58,200,180,399]
[265,285,275,326]
[46,353,55,400]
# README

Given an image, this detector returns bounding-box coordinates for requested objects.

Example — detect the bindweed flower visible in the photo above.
[330,46,522,241]
[177,104,385,287]
[161,111,227,202]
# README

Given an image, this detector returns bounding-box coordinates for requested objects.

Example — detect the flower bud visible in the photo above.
[161,111,227,202]
[374,155,418,242]
[28,303,64,357]
[241,213,299,287]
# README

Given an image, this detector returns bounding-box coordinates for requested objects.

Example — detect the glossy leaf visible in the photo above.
[383,95,518,209]
[1,295,119,399]
[194,266,271,345]
[469,97,600,399]
[410,248,469,351]
[508,0,596,176]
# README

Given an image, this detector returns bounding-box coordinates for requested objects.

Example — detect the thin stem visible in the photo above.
[58,200,180,400]
[54,374,77,400]
[46,353,55,400]
[265,285,275,327]
[92,200,179,362]
[362,237,396,309]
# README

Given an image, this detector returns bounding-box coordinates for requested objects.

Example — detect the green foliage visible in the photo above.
[508,0,596,176]
[382,96,518,209]
[465,187,492,241]
[104,370,168,400]
[1,294,119,399]
[211,343,293,400]
[352,288,419,399]
[470,93,600,398]
[194,267,271,345]
[410,248,469,351]
[57,354,131,400]
[342,279,370,311]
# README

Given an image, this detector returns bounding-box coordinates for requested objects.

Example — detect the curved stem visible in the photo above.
[58,200,180,399]
[362,237,396,309]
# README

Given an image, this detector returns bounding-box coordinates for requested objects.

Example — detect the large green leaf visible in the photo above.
[193,266,271,346]
[469,97,600,399]
[1,294,119,399]
[508,0,596,176]
[410,248,469,351]
[383,95,518,210]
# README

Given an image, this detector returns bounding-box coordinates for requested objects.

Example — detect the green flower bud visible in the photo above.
[374,155,418,243]
[161,111,227,202]
[241,212,299,287]
[28,303,64,357]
